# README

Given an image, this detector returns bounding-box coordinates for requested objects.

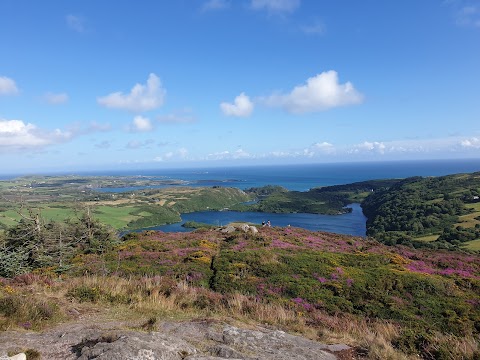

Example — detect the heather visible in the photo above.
[4,226,476,358]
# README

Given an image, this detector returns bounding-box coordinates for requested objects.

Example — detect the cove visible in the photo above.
[135,203,367,237]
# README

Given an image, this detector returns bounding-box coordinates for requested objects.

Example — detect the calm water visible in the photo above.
[138,203,367,237]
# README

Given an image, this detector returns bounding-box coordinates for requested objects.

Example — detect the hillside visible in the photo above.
[361,172,480,249]
[1,226,479,359]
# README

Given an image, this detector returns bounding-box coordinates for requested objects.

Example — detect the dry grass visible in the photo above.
[1,275,478,360]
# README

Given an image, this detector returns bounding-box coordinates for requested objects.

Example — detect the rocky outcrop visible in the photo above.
[0,320,349,360]
[220,224,258,235]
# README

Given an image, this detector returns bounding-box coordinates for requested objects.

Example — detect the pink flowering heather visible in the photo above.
[270,238,299,250]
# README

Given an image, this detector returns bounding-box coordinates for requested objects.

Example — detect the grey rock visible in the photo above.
[209,344,244,358]
[221,226,236,233]
[0,319,347,360]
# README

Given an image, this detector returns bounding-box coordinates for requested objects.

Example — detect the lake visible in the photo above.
[131,203,367,237]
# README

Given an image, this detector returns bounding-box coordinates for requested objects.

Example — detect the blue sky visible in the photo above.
[0,0,479,174]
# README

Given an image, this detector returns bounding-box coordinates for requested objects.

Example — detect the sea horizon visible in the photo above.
[3,158,480,192]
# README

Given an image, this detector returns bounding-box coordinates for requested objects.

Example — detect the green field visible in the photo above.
[463,239,480,250]
[0,205,77,228]
[414,234,439,242]
[92,205,147,229]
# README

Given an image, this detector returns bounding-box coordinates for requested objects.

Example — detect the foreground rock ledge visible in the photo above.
[0,320,350,360]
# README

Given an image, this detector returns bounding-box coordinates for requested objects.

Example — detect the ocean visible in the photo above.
[95,159,480,192]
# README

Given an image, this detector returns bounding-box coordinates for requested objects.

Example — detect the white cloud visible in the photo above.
[130,116,154,132]
[98,73,166,112]
[43,92,68,104]
[353,141,386,154]
[220,92,254,117]
[262,71,364,113]
[154,148,189,162]
[207,148,253,160]
[460,137,480,148]
[178,147,188,158]
[455,5,480,27]
[251,0,300,13]
[66,14,86,33]
[0,76,18,95]
[202,0,230,11]
[0,119,72,151]
[305,142,335,156]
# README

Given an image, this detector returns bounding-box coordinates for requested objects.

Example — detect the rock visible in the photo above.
[240,223,250,232]
[0,320,348,360]
[209,344,244,358]
[0,354,27,360]
[221,225,236,233]
[76,333,197,360]
[249,226,258,234]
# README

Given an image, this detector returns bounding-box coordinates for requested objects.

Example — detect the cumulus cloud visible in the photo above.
[154,147,189,162]
[98,73,166,112]
[0,76,18,95]
[353,141,386,154]
[262,71,364,113]
[43,92,68,104]
[220,92,254,117]
[130,116,154,132]
[304,142,335,157]
[251,0,300,13]
[66,14,86,33]
[460,137,480,148]
[202,0,230,11]
[0,119,72,151]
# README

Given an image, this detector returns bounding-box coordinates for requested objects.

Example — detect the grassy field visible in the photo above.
[456,202,480,228]
[414,234,439,242]
[0,205,77,228]
[463,239,480,250]
[92,205,147,229]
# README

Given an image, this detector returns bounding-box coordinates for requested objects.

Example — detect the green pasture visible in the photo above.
[92,205,147,229]
[0,205,77,228]
[463,239,480,251]
[456,203,480,228]
[414,234,439,242]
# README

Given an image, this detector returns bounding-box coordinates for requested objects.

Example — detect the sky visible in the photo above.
[0,0,479,174]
